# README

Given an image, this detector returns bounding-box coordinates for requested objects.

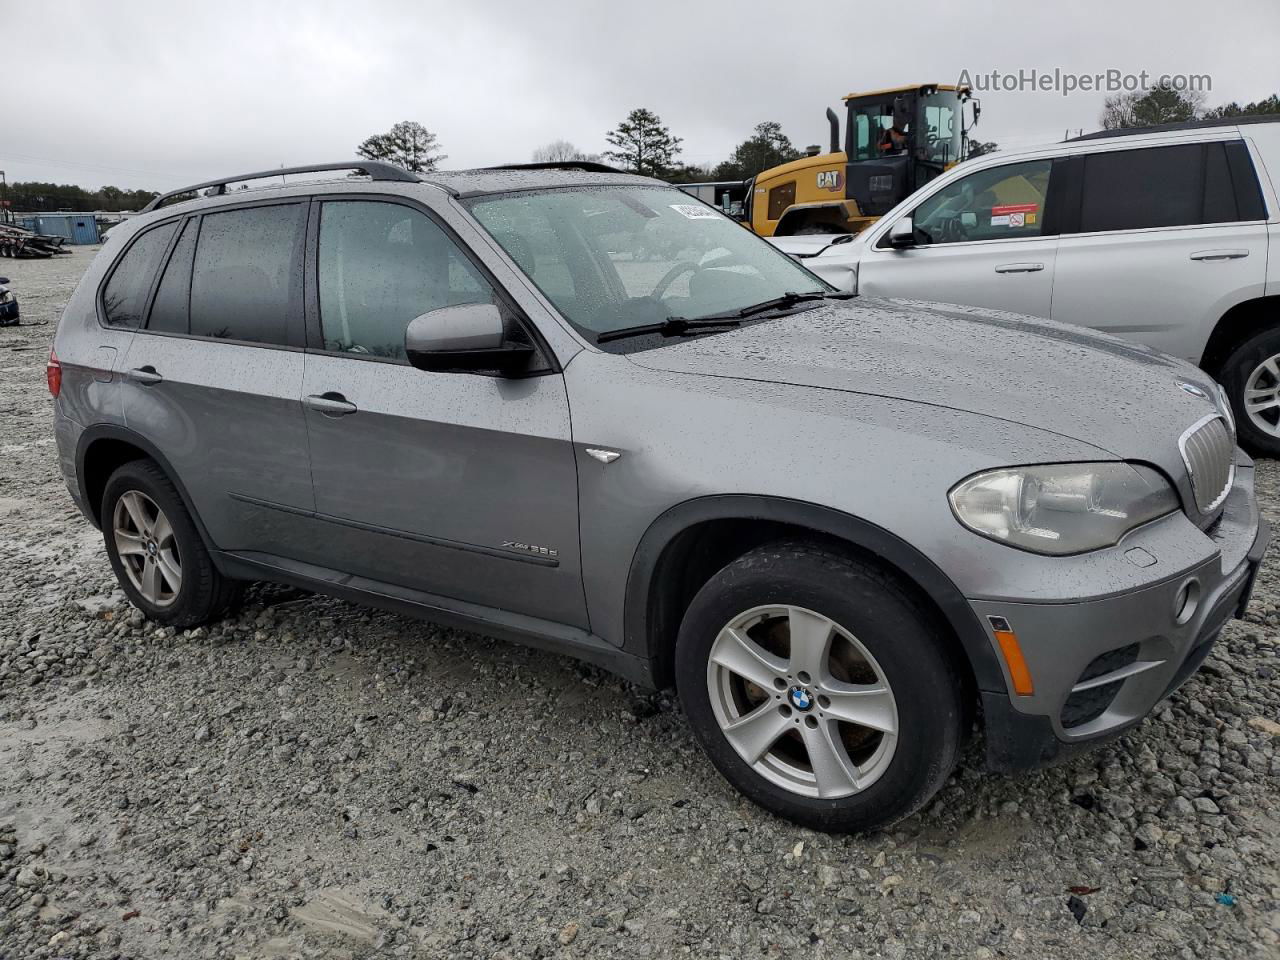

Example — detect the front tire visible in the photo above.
[1219,327,1280,458]
[101,460,242,628]
[675,542,964,832]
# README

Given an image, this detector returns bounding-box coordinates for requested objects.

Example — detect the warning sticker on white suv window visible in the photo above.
[990,203,1039,228]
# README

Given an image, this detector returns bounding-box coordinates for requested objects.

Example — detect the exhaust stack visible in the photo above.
[826,108,840,154]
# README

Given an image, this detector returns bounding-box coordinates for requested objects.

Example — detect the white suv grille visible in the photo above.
[1179,415,1234,514]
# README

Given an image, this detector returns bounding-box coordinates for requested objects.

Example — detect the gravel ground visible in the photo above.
[2,247,1279,960]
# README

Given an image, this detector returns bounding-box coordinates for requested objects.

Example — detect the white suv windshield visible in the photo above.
[466,186,829,341]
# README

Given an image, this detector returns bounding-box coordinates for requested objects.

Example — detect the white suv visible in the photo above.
[772,117,1280,455]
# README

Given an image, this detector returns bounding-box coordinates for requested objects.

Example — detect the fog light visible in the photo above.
[1174,579,1200,626]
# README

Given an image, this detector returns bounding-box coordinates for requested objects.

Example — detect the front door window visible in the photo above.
[906,159,1054,245]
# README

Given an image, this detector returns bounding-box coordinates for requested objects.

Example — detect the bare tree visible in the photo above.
[532,140,585,163]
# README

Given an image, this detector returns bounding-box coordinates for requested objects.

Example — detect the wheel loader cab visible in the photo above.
[755,84,976,237]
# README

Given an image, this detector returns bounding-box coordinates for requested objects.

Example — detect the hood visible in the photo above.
[625,298,1223,465]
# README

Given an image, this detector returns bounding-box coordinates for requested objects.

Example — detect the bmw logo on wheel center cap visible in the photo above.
[788,686,814,711]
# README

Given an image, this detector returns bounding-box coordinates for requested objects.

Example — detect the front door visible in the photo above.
[300,198,587,629]
[858,156,1059,319]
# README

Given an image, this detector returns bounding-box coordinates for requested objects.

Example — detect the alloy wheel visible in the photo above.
[1244,355,1280,438]
[112,490,182,607]
[706,604,899,799]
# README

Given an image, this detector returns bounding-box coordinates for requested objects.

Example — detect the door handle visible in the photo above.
[126,366,163,386]
[994,262,1044,274]
[1190,249,1249,261]
[304,393,358,417]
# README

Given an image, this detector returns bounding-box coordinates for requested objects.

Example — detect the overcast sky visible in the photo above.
[4,0,1277,192]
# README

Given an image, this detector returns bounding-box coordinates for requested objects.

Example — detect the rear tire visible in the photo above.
[1219,327,1280,458]
[101,460,243,628]
[675,541,964,833]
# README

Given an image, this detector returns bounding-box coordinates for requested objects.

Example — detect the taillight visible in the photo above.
[46,348,62,398]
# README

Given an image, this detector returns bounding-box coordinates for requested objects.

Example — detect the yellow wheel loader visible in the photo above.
[747,84,980,236]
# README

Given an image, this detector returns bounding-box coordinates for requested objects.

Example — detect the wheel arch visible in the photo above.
[774,201,860,237]
[1199,294,1280,376]
[623,495,1006,697]
[76,425,218,555]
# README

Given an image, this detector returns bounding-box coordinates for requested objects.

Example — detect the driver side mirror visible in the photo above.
[886,216,916,249]
[404,303,534,376]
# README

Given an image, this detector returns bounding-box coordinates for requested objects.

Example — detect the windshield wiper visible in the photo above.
[728,290,846,318]
[595,291,854,345]
[596,316,743,344]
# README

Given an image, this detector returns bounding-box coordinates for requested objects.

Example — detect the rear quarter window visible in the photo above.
[100,221,179,327]
[147,219,198,334]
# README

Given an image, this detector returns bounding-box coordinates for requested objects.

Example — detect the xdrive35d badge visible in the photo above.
[502,540,559,559]
[52,159,1267,833]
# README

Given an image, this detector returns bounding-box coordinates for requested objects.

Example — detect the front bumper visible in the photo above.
[975,456,1268,772]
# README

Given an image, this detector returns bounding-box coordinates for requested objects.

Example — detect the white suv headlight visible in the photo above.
[949,462,1178,556]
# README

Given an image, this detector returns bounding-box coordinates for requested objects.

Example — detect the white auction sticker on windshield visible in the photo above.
[669,204,721,220]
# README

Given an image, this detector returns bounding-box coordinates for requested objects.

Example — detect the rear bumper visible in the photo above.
[976,458,1268,772]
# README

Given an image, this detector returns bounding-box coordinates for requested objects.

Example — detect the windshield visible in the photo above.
[465,186,829,343]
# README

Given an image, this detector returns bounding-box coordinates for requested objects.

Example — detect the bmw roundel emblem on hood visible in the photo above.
[1177,380,1210,400]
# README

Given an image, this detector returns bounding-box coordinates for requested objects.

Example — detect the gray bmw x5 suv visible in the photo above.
[51,161,1268,831]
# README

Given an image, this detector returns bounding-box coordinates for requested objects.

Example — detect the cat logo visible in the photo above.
[816,170,844,192]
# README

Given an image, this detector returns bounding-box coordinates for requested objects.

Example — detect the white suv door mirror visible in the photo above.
[887,216,917,249]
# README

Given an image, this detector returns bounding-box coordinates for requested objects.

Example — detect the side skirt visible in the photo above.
[217,550,656,689]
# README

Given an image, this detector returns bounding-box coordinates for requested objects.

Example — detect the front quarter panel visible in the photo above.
[564,349,1117,652]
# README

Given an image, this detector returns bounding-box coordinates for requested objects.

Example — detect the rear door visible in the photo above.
[299,197,587,628]
[121,201,315,554]
[857,156,1061,318]
[1051,140,1269,362]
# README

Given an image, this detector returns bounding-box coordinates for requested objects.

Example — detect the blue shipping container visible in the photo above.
[26,214,101,244]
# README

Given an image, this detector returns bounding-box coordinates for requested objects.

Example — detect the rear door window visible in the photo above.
[1080,145,1203,231]
[189,204,304,345]
[101,221,179,327]
[1077,142,1266,233]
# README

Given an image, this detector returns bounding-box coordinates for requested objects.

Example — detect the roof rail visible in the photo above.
[486,161,628,175]
[1068,113,1279,142]
[140,161,419,213]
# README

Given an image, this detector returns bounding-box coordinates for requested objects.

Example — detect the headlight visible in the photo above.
[949,462,1178,556]
[0,290,11,304]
